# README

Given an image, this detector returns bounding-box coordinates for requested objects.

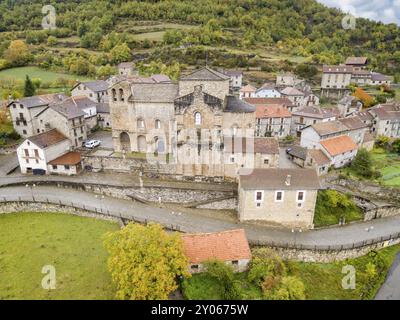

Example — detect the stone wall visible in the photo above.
[258,237,400,263]
[196,197,238,210]
[364,206,400,221]
[0,201,118,222]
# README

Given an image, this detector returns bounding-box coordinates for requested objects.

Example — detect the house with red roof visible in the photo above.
[255,104,292,138]
[181,229,251,273]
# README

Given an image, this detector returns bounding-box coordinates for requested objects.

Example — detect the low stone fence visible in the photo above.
[251,236,400,263]
[0,198,184,232]
[364,206,400,221]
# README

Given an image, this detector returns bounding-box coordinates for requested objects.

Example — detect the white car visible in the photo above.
[84,140,101,149]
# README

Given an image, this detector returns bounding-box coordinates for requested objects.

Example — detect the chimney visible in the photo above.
[285,174,291,186]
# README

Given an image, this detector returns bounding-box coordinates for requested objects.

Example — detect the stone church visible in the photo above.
[109,67,276,179]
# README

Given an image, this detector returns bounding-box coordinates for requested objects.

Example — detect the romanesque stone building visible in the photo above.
[109,67,276,179]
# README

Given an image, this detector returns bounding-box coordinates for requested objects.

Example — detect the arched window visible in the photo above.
[194,112,202,126]
[111,89,117,102]
[137,118,145,129]
[155,119,161,129]
[232,124,238,136]
[119,88,124,101]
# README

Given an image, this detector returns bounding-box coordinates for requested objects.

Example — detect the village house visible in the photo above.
[238,168,321,229]
[286,146,331,175]
[35,98,87,148]
[337,95,363,117]
[368,103,400,138]
[338,116,368,146]
[345,57,368,70]
[71,80,109,103]
[7,93,66,137]
[291,106,338,137]
[370,72,391,86]
[244,97,295,111]
[321,65,353,98]
[219,69,243,89]
[255,104,292,138]
[17,129,71,175]
[362,132,375,151]
[181,229,252,273]
[96,102,112,128]
[280,87,305,109]
[276,73,305,89]
[62,96,99,132]
[319,135,358,168]
[254,83,282,98]
[239,84,256,99]
[117,62,136,76]
[47,151,82,176]
[223,136,279,178]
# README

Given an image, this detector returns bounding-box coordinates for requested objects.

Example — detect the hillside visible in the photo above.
[0,0,399,82]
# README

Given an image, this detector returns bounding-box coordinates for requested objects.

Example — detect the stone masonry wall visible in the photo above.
[364,206,400,221]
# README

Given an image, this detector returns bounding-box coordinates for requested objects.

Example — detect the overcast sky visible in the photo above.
[318,0,400,25]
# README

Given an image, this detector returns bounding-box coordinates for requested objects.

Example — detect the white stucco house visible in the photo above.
[255,83,282,98]
[17,129,72,174]
[319,135,358,168]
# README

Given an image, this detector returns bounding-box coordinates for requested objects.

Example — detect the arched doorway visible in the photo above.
[120,132,131,152]
[137,135,147,153]
[154,136,165,153]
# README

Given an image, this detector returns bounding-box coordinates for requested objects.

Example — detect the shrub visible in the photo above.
[248,248,286,286]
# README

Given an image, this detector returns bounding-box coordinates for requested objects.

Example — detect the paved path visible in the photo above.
[1,185,400,248]
[374,252,400,300]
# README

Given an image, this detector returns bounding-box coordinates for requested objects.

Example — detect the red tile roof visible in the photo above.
[28,129,68,149]
[320,135,358,157]
[181,229,251,264]
[255,104,291,118]
[48,152,81,165]
[239,84,256,92]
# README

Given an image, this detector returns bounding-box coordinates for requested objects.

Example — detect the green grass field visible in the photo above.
[0,66,92,83]
[0,212,119,299]
[371,148,400,187]
[182,245,400,300]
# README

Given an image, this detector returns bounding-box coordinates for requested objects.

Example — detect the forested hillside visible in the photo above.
[0,0,399,80]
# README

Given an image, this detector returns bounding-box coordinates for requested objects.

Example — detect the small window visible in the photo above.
[191,265,199,271]
[52,165,57,170]
[155,119,161,129]
[256,203,261,207]
[275,191,284,202]
[64,165,70,170]
[13,104,16,109]
[297,191,305,202]
[23,130,27,135]
[230,156,235,163]
[255,191,263,202]
[232,260,239,266]
[194,112,202,125]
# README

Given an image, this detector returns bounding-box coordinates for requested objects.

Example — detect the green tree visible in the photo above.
[104,223,190,300]
[263,276,305,300]
[203,260,242,299]
[248,248,286,286]
[23,75,35,97]
[47,36,57,46]
[3,40,32,66]
[109,43,131,64]
[351,148,374,178]
[391,139,400,154]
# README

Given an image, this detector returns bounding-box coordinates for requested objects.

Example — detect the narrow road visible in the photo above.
[1,185,400,248]
[375,253,400,300]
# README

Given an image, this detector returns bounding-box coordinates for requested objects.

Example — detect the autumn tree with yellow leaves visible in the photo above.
[104,223,190,300]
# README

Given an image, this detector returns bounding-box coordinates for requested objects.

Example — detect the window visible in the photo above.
[297,191,305,202]
[52,165,57,170]
[34,149,39,158]
[264,158,269,165]
[137,118,145,129]
[155,119,161,129]
[13,104,16,109]
[24,149,29,156]
[255,191,264,202]
[275,191,284,202]
[232,260,239,266]
[191,265,199,272]
[119,88,124,101]
[64,165,70,170]
[194,112,202,125]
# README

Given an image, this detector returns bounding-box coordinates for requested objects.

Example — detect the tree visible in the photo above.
[248,248,286,286]
[104,223,190,300]
[96,64,117,79]
[375,135,391,150]
[392,139,400,154]
[263,276,305,300]
[23,75,35,97]
[3,40,31,66]
[351,148,374,178]
[203,260,242,299]
[109,43,131,64]
[353,88,375,108]
[47,36,57,46]
[295,63,318,80]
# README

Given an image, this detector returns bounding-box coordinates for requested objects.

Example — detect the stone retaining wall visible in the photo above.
[196,198,238,210]
[261,238,400,263]
[0,201,118,222]
[364,206,400,221]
